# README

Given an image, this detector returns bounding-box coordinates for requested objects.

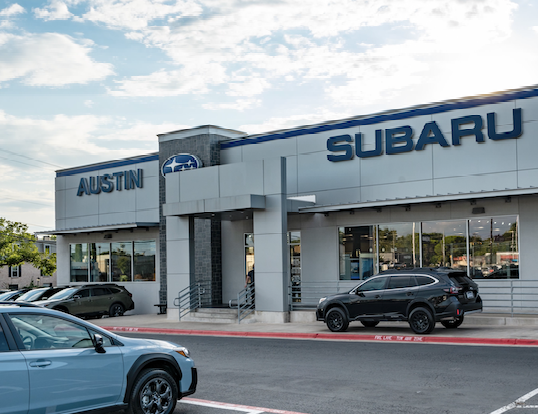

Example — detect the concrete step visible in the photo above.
[181,307,256,324]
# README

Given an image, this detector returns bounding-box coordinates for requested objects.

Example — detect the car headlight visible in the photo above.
[174,346,190,358]
[318,297,327,305]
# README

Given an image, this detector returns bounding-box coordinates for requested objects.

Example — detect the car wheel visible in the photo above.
[109,303,124,317]
[128,368,178,414]
[408,307,435,334]
[326,308,349,332]
[361,320,379,328]
[441,315,464,329]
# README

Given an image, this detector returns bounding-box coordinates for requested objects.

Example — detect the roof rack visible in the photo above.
[0,301,42,308]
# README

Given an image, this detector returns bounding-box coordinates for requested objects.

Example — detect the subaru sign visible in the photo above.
[327,108,523,162]
[162,154,203,177]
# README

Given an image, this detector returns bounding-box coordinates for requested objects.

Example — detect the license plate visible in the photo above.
[466,291,474,299]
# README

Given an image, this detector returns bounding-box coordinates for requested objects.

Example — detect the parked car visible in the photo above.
[0,301,196,414]
[15,287,66,302]
[34,284,135,318]
[316,267,483,334]
[0,289,31,301]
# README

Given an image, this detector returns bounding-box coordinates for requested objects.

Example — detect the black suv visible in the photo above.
[316,268,482,334]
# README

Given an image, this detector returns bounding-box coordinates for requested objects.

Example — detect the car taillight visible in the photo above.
[443,286,461,295]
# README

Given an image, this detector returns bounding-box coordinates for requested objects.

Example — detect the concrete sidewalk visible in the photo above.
[92,312,538,347]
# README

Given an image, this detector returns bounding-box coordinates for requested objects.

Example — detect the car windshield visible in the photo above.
[16,289,48,302]
[48,288,78,300]
[0,291,17,300]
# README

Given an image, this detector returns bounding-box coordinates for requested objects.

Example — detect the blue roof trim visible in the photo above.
[221,87,538,149]
[56,154,159,177]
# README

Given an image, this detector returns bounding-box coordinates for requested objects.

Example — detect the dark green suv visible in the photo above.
[35,284,135,318]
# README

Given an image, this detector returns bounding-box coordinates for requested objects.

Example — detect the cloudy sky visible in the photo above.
[0,0,536,233]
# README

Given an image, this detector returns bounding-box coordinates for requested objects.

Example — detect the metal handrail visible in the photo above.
[173,282,212,321]
[475,279,538,316]
[229,284,255,324]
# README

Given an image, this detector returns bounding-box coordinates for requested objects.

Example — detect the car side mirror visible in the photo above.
[73,294,82,300]
[356,291,365,297]
[93,334,106,354]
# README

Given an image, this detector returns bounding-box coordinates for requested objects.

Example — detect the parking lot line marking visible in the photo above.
[181,397,310,414]
[489,387,538,413]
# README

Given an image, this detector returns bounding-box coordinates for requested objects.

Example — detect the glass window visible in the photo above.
[469,216,518,279]
[10,314,94,350]
[339,226,375,280]
[9,266,21,278]
[70,243,89,282]
[90,243,110,282]
[133,241,156,281]
[357,276,388,291]
[416,275,435,286]
[91,287,109,296]
[0,326,8,352]
[111,242,132,282]
[378,223,419,270]
[244,234,254,281]
[288,232,301,302]
[421,221,467,269]
[387,275,417,289]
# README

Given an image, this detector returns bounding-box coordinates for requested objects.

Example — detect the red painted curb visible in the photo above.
[103,326,538,347]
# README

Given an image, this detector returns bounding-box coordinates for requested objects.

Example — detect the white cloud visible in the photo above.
[0,3,25,17]
[0,33,114,86]
[33,0,73,20]
[0,110,186,231]
[109,64,226,96]
[80,0,203,30]
[96,0,519,103]
[202,98,262,111]
[238,109,353,135]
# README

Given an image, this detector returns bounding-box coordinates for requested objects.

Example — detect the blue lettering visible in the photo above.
[128,169,143,189]
[77,178,90,196]
[327,135,353,162]
[416,122,449,150]
[386,126,414,155]
[451,115,484,146]
[487,108,522,140]
[89,176,101,194]
[101,174,114,193]
[355,131,383,158]
[113,172,124,191]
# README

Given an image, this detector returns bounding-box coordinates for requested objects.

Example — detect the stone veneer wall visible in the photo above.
[158,133,226,306]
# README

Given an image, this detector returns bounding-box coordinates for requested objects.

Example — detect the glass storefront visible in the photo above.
[469,216,518,279]
[70,243,89,282]
[244,234,254,281]
[288,231,301,301]
[421,221,467,268]
[111,242,132,282]
[378,223,419,271]
[339,215,519,280]
[133,241,156,281]
[339,226,375,280]
[70,240,156,283]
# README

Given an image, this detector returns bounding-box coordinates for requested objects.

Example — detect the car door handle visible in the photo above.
[29,360,52,368]
[406,292,414,296]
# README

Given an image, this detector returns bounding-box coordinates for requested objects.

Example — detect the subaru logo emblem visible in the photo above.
[161,154,203,177]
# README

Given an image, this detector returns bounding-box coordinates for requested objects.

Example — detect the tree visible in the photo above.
[0,218,56,276]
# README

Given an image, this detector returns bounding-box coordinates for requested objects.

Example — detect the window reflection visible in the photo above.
[378,223,419,271]
[339,226,375,280]
[469,216,518,279]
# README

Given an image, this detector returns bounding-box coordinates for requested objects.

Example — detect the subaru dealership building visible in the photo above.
[49,85,538,320]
